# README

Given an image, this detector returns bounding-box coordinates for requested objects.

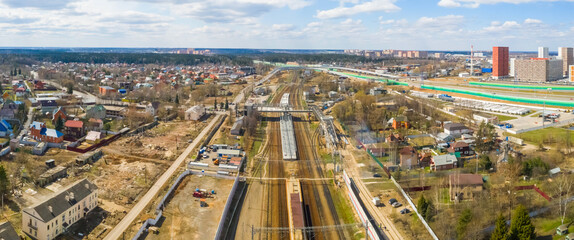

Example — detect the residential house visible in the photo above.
[185,105,205,121]
[386,133,405,144]
[0,101,19,120]
[444,123,472,138]
[399,146,418,169]
[34,81,45,89]
[419,152,433,168]
[85,105,106,120]
[448,141,474,157]
[30,122,64,143]
[22,179,98,240]
[448,174,484,201]
[392,116,409,129]
[99,86,116,96]
[367,144,386,157]
[40,100,58,114]
[0,119,13,138]
[0,221,19,239]
[369,87,386,96]
[85,131,104,142]
[52,107,67,124]
[431,155,458,171]
[86,118,103,131]
[64,120,84,139]
[104,106,125,118]
[145,102,160,116]
[434,132,455,143]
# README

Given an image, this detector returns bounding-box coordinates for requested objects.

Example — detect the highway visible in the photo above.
[103,114,223,240]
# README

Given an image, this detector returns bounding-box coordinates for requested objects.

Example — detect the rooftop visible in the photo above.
[23,178,97,223]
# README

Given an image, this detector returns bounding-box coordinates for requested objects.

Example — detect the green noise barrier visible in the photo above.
[336,72,410,86]
[469,82,574,90]
[421,85,574,107]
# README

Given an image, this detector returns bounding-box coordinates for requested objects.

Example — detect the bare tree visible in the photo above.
[552,174,573,224]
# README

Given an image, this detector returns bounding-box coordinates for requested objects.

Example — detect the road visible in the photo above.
[103,114,223,240]
[340,147,404,240]
[17,106,35,140]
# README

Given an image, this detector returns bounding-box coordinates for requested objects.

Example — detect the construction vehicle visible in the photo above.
[200,199,208,207]
[213,159,220,165]
[193,191,209,198]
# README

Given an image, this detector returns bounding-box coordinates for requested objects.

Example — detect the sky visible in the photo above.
[0,0,573,51]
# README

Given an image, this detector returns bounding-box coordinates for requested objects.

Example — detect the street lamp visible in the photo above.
[543,88,552,127]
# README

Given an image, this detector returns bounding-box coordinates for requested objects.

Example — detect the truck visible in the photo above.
[372,197,382,207]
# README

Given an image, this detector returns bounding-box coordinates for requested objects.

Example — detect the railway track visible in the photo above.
[290,86,347,239]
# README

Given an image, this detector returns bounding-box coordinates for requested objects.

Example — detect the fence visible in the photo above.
[514,185,552,202]
[390,175,439,240]
[469,81,574,91]
[66,130,126,153]
[506,118,574,134]
[132,170,193,240]
[214,173,247,239]
[128,121,159,136]
[355,136,439,239]
[421,85,574,107]
[342,170,383,240]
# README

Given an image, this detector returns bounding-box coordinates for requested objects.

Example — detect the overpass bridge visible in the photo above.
[257,105,312,113]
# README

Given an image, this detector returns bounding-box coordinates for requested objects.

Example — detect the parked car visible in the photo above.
[388,198,397,205]
[373,173,383,178]
[400,208,410,214]
[392,202,402,208]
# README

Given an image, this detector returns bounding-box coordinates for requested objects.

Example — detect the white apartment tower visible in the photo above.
[538,47,549,58]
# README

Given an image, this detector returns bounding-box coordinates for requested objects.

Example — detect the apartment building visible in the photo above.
[558,47,573,76]
[515,58,563,82]
[492,46,509,79]
[22,179,98,240]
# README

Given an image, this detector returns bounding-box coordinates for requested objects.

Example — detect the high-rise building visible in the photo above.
[509,58,516,77]
[569,65,574,82]
[558,47,573,76]
[492,46,509,79]
[538,47,549,58]
[515,58,563,82]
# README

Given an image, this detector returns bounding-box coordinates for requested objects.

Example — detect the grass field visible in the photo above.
[490,113,518,122]
[515,127,574,146]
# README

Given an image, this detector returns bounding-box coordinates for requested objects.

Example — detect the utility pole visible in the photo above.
[543,88,551,127]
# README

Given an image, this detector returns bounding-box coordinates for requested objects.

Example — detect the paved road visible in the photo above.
[103,114,222,240]
[340,147,404,240]
[17,106,35,140]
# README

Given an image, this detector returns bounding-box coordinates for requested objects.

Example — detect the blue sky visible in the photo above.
[0,0,573,51]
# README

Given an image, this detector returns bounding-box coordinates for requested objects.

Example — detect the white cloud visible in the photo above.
[316,0,400,19]
[272,24,295,31]
[524,18,542,24]
[0,0,77,10]
[438,0,574,8]
[483,21,519,32]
